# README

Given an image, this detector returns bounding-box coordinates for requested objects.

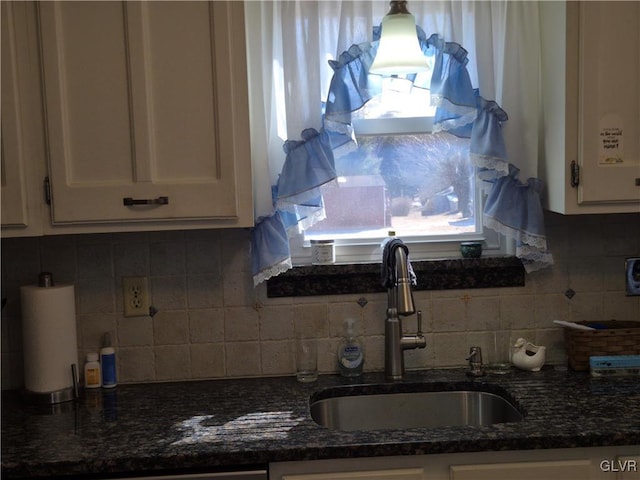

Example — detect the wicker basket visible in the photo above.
[564,320,640,371]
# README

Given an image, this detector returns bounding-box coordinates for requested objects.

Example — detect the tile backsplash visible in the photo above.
[2,212,639,389]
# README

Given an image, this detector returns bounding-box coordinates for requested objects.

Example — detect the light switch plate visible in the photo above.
[625,258,640,296]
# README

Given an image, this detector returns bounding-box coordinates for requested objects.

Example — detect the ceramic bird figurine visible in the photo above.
[511,338,546,371]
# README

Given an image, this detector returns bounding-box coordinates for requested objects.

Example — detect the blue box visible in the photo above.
[590,355,640,377]
[590,355,640,369]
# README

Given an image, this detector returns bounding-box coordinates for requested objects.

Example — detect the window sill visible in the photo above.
[266,256,524,298]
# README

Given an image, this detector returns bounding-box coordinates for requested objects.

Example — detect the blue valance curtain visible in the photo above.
[250,14,553,286]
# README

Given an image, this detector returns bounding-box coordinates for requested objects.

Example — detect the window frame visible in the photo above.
[290,188,510,266]
[289,114,511,266]
[282,26,512,268]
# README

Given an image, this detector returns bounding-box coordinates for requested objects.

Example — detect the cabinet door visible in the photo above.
[282,469,424,480]
[578,1,640,205]
[39,1,251,226]
[1,1,45,236]
[1,1,29,229]
[450,460,592,480]
[616,455,640,480]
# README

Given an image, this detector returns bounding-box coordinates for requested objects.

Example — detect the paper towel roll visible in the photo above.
[20,284,78,394]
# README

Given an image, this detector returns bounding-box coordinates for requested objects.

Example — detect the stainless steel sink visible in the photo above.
[310,389,523,431]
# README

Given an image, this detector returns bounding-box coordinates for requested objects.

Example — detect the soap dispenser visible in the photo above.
[337,319,364,377]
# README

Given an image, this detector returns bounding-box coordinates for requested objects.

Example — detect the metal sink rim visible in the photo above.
[310,381,524,431]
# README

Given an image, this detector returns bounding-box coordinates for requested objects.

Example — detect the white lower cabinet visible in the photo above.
[270,446,640,480]
[105,471,267,480]
[282,468,423,480]
[449,459,591,480]
[616,456,640,480]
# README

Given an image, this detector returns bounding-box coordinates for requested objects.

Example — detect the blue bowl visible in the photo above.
[460,242,482,258]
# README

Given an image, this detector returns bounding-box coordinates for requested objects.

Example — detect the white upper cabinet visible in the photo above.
[540,1,640,214]
[1,2,28,228]
[1,2,46,237]
[38,1,253,229]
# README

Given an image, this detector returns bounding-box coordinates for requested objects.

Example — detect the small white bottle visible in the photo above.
[337,319,364,377]
[84,353,102,389]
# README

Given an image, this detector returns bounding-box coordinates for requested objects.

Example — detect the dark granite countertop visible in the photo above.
[2,368,640,479]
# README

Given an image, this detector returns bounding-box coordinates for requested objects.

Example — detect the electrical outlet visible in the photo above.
[123,276,150,317]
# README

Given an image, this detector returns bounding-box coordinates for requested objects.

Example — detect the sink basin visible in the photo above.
[310,388,523,431]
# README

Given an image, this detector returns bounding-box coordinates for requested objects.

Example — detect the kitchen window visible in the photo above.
[287,72,504,265]
[247,2,552,285]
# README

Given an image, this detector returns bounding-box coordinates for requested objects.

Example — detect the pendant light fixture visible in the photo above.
[369,1,428,75]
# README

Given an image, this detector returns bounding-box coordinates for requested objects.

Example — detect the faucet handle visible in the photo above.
[466,346,483,364]
[466,346,484,377]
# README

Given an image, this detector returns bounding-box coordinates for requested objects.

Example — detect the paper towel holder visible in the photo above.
[22,272,80,405]
[38,272,54,288]
[23,363,79,404]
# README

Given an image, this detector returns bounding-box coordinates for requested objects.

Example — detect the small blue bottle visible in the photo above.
[100,332,117,389]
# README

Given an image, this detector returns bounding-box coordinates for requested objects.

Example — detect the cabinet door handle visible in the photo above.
[123,196,169,206]
[570,161,580,188]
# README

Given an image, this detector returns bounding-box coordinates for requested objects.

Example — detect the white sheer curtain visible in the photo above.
[245,0,543,220]
[246,1,552,283]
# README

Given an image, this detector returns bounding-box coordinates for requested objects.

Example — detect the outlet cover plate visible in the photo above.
[123,276,150,317]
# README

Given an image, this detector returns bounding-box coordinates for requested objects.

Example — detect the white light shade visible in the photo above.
[369,13,428,75]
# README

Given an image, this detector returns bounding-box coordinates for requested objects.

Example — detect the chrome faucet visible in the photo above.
[384,244,426,380]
